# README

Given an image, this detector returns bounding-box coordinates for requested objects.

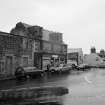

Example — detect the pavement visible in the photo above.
[0,75,15,81]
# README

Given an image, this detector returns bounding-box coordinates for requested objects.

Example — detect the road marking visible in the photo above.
[84,76,92,84]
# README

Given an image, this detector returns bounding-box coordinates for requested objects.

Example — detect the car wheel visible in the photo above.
[41,72,45,77]
[26,75,30,79]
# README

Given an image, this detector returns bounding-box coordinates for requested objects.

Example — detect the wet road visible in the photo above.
[0,71,84,90]
[1,69,105,105]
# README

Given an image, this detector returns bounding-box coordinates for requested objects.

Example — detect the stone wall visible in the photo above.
[0,32,34,76]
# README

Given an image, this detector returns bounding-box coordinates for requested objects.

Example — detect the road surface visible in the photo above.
[1,69,105,105]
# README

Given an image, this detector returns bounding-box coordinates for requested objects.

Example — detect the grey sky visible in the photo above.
[0,0,105,53]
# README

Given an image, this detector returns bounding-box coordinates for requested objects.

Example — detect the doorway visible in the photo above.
[34,53,42,69]
[5,56,13,75]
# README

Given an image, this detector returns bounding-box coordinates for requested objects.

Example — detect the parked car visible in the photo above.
[49,64,72,74]
[15,66,44,80]
[15,66,27,80]
[71,64,79,70]
[77,64,91,70]
[60,64,72,73]
[49,65,63,74]
[49,66,56,73]
[23,66,44,78]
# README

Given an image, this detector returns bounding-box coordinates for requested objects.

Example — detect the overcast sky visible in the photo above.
[0,0,105,54]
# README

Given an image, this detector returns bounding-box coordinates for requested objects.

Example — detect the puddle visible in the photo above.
[0,86,68,105]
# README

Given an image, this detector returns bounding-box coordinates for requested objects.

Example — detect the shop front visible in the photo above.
[41,53,67,70]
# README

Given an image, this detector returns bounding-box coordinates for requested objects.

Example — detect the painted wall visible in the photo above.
[83,53,105,66]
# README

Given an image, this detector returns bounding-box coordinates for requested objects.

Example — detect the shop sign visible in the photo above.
[42,56,50,60]
[52,55,58,58]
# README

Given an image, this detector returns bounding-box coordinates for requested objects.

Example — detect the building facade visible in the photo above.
[67,48,83,65]
[42,40,67,69]
[0,31,34,76]
[10,22,43,69]
[10,22,67,70]
[41,29,67,69]
[98,49,105,59]
[83,47,105,67]
[0,22,67,76]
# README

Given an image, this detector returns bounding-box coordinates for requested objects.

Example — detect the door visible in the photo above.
[34,53,42,69]
[5,56,13,75]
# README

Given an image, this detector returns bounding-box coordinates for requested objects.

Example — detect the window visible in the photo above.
[43,42,51,51]
[53,44,61,53]
[23,57,28,67]
[23,38,32,49]
[0,61,5,74]
[28,39,33,49]
[96,57,99,61]
[23,38,27,49]
[34,41,40,52]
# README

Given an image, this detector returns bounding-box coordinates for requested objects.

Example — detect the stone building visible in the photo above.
[42,29,67,69]
[0,31,34,76]
[0,22,67,76]
[10,22,67,70]
[0,22,43,76]
[10,22,43,69]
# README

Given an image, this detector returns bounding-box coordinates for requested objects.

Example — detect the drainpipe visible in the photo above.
[77,53,79,65]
